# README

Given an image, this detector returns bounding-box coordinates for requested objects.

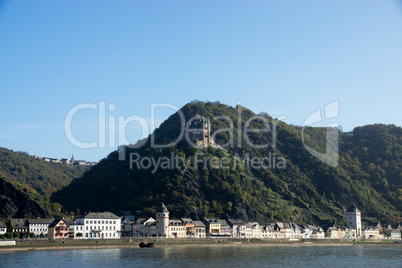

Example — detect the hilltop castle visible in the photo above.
[187,114,214,147]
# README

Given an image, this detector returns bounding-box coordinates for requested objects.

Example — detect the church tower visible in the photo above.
[347,203,362,238]
[70,154,75,165]
[156,202,169,238]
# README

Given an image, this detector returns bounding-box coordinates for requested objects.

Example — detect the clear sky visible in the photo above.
[1,0,402,162]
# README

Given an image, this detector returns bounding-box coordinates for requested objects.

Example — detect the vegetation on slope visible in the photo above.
[51,101,401,225]
[0,147,88,217]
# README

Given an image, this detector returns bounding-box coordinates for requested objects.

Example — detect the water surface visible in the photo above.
[0,245,401,267]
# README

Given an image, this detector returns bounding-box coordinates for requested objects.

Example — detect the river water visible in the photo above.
[0,245,401,267]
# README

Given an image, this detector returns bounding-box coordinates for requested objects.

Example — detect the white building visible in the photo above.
[26,218,54,237]
[249,222,261,238]
[168,220,186,238]
[0,220,6,235]
[347,204,362,237]
[74,212,121,239]
[227,219,246,238]
[193,221,206,238]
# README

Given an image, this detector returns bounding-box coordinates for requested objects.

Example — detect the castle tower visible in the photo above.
[347,203,362,238]
[156,202,169,238]
[188,114,211,146]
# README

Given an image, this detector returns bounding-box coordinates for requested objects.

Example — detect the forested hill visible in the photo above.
[0,147,88,218]
[0,177,51,219]
[52,101,402,225]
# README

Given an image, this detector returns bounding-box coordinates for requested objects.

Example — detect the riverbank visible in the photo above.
[0,239,400,252]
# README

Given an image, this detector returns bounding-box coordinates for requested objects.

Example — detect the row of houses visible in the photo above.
[0,212,121,239]
[1,204,401,240]
[127,216,326,239]
[122,203,400,240]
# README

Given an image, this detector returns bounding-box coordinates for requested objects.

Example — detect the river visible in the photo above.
[0,245,401,267]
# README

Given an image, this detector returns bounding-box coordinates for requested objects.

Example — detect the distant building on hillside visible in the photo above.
[187,114,213,147]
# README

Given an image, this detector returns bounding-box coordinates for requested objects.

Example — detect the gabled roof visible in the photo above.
[26,218,54,224]
[137,217,155,224]
[217,220,230,227]
[227,219,245,226]
[64,219,74,225]
[203,218,218,223]
[48,219,69,228]
[193,221,206,227]
[181,218,193,224]
[136,218,147,223]
[79,212,120,219]
[0,220,6,228]
[169,220,185,226]
[11,219,28,228]
[275,222,284,228]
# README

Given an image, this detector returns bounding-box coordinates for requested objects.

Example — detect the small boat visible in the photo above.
[139,242,155,248]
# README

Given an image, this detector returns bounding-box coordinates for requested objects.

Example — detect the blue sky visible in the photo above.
[1,0,402,162]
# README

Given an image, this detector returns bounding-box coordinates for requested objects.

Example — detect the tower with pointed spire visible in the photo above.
[70,154,75,165]
[156,202,169,238]
[347,203,362,238]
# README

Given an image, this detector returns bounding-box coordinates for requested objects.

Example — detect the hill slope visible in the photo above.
[52,101,402,225]
[0,147,89,217]
[0,177,51,219]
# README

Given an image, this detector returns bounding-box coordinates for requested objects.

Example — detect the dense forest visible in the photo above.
[52,101,401,225]
[0,147,88,218]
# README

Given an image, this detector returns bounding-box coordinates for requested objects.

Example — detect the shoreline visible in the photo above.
[0,241,400,252]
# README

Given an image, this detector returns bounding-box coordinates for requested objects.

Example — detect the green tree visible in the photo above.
[143,207,156,217]
[6,219,13,233]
